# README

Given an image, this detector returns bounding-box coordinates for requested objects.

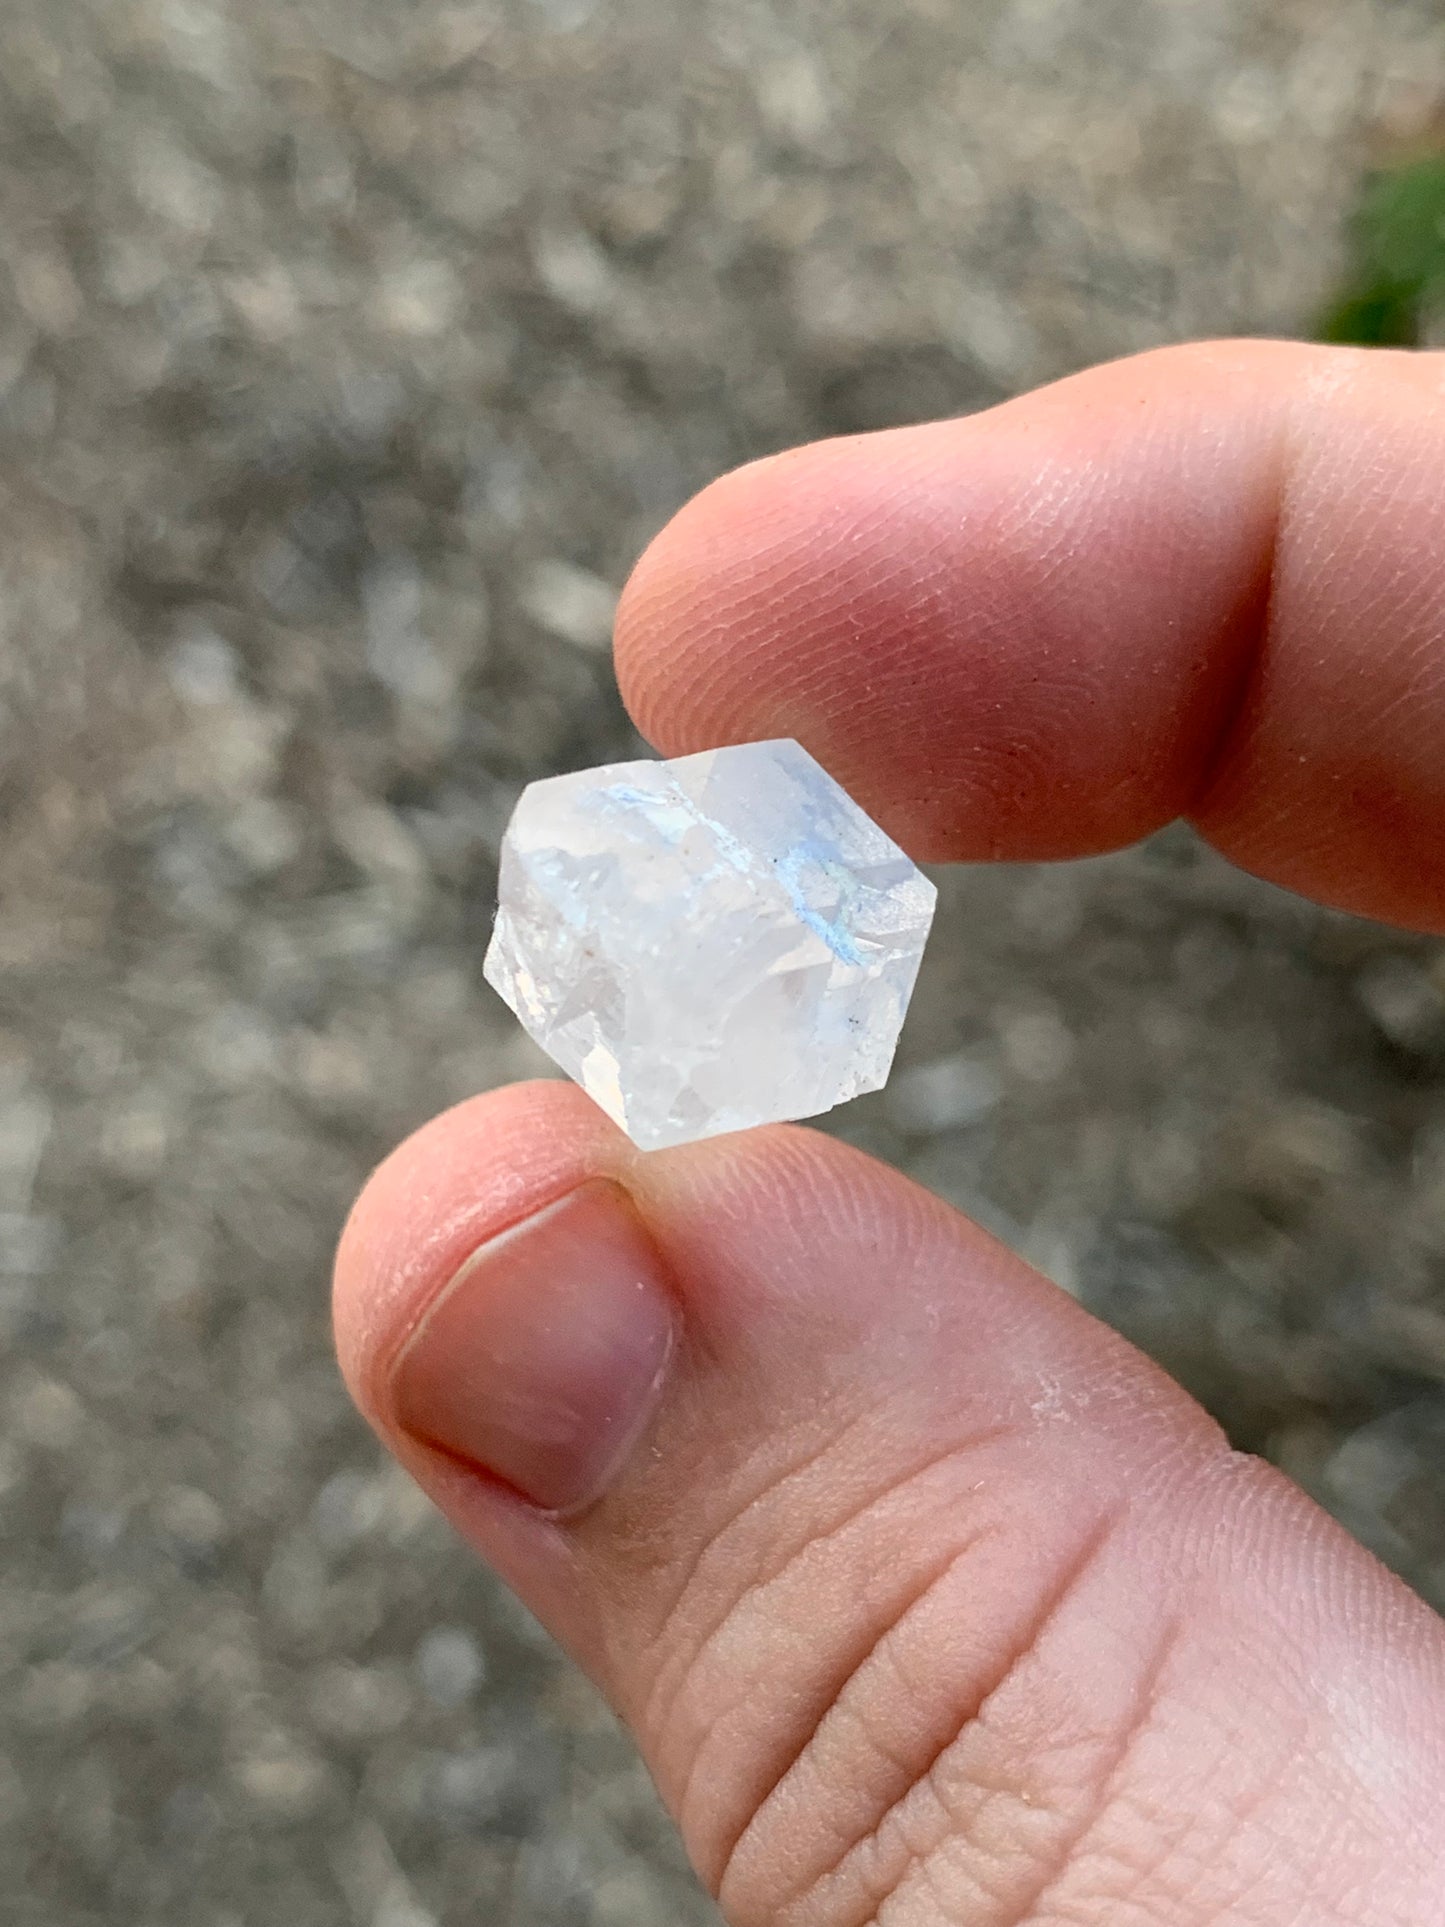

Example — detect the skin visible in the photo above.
[334,342,1445,1926]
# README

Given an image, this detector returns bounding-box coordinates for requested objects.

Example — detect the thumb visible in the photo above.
[333,1080,1445,1927]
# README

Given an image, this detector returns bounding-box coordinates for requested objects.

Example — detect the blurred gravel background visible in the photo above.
[2,1,1444,1922]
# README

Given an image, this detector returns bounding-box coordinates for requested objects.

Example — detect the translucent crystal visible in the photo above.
[484,739,937,1151]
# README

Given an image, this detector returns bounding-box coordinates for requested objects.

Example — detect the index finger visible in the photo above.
[614,340,1445,933]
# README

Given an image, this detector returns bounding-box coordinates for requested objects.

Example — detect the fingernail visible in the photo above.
[389,1179,677,1516]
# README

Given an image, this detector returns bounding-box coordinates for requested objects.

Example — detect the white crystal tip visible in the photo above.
[484,739,937,1150]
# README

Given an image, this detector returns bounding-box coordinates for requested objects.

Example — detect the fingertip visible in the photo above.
[613,424,929,758]
[332,1079,635,1426]
[614,341,1296,861]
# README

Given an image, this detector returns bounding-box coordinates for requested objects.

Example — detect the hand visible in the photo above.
[333,342,1445,1927]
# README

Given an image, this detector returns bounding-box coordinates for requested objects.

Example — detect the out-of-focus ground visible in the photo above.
[1,2,1443,1921]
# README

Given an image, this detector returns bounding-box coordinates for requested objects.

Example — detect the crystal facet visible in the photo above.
[484,739,937,1151]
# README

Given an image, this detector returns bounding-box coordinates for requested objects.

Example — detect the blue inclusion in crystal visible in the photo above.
[594,782,866,966]
[773,842,865,967]
[601,783,678,818]
[596,782,759,881]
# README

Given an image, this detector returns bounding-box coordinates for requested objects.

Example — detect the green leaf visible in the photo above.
[1316,153,1445,347]
[1318,287,1422,347]
[1354,156,1445,288]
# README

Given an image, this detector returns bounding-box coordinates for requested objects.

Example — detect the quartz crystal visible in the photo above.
[484,739,937,1151]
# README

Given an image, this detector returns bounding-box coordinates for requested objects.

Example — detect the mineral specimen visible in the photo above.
[484,739,937,1150]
